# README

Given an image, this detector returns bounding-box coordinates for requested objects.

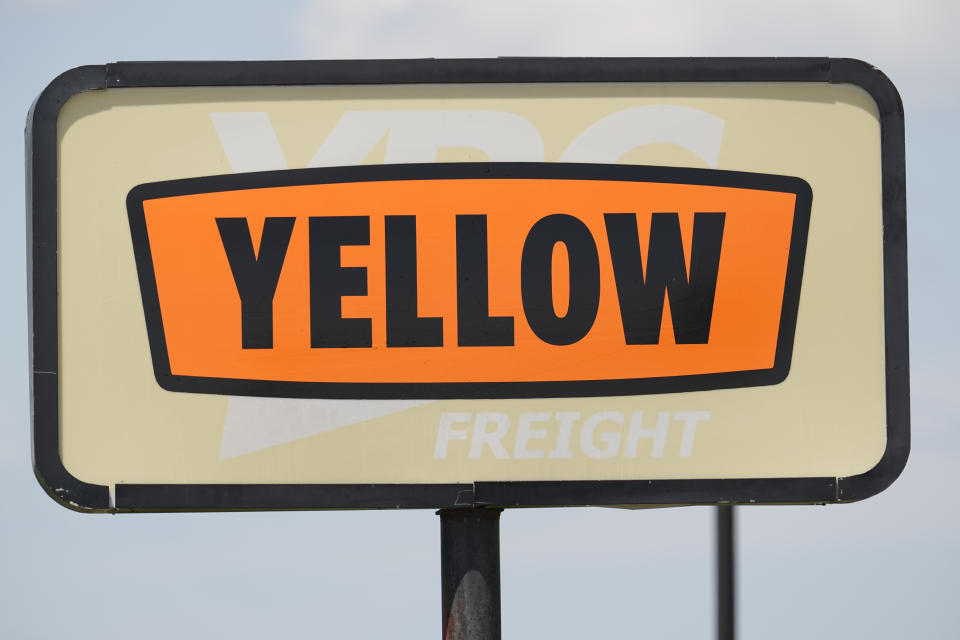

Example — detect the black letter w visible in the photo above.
[604,212,725,344]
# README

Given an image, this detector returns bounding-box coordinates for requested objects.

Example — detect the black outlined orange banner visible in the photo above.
[128,163,810,398]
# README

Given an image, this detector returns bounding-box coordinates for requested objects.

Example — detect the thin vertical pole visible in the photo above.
[717,505,736,640]
[439,508,503,640]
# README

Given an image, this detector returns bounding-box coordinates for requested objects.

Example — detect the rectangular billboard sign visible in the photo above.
[28,58,908,512]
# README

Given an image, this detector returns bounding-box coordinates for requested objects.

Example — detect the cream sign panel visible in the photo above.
[28,59,907,511]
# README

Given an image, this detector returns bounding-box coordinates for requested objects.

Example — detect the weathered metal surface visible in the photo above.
[440,508,502,640]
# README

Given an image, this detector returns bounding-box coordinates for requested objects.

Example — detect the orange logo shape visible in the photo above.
[127,163,811,398]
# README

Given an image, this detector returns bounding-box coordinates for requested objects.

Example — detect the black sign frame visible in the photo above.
[28,58,908,512]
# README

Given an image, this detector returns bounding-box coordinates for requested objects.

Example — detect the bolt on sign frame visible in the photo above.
[28,58,907,513]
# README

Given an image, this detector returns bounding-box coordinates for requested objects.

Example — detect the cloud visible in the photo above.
[294,0,958,112]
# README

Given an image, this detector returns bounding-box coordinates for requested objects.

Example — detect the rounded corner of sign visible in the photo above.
[32,65,107,124]
[828,58,904,119]
[837,439,910,504]
[32,458,112,514]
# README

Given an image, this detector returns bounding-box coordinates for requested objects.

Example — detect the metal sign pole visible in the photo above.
[717,505,736,640]
[439,508,503,640]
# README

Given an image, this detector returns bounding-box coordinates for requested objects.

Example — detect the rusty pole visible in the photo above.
[439,508,503,640]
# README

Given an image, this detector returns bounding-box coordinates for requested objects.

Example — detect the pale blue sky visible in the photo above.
[1,2,957,638]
